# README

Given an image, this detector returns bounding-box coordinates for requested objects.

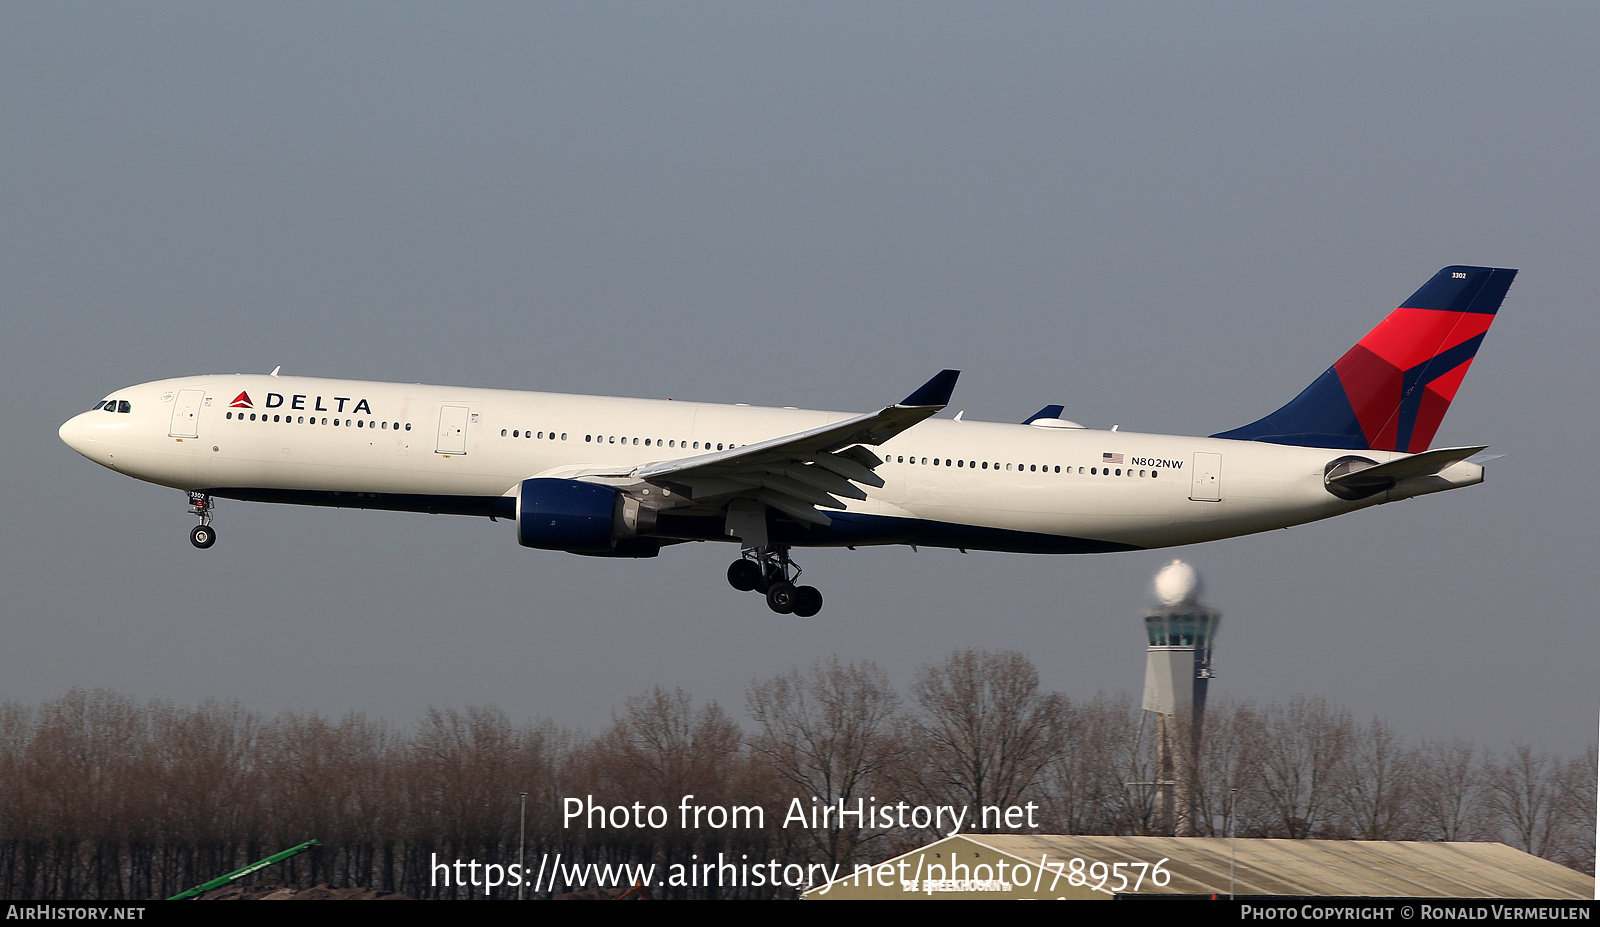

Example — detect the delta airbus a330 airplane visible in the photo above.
[60,265,1514,617]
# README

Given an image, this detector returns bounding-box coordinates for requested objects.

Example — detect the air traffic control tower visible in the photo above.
[1141,560,1220,836]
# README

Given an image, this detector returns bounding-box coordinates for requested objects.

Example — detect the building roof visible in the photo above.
[971,835,1590,899]
[804,835,1593,900]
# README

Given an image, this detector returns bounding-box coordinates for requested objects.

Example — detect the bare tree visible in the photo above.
[746,658,903,866]
[905,649,1063,832]
[577,686,772,897]
[1188,699,1261,839]
[1254,697,1352,838]
[1548,744,1597,875]
[403,705,566,897]
[1487,744,1563,858]
[1041,693,1154,835]
[1334,717,1417,840]
[1413,738,1486,842]
[588,687,741,808]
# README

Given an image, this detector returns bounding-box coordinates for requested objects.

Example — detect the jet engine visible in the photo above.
[515,478,661,557]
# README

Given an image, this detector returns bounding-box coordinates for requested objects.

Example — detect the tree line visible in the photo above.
[1,651,1592,899]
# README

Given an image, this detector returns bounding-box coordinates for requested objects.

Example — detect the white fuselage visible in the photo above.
[58,374,1482,554]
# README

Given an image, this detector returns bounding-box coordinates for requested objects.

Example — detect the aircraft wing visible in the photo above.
[627,370,959,526]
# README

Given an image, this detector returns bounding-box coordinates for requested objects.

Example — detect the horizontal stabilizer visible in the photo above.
[1327,445,1488,493]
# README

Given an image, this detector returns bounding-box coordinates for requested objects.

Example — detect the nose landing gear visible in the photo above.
[726,546,823,617]
[187,492,217,549]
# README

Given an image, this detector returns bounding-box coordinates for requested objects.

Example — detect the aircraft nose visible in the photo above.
[59,413,97,458]
[60,415,84,451]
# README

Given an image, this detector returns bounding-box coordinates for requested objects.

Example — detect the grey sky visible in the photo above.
[3,3,1596,753]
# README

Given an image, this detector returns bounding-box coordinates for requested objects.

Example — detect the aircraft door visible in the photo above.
[168,389,205,438]
[1189,452,1222,502]
[436,405,469,455]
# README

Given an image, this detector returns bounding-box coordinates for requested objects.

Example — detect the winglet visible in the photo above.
[899,369,960,408]
[1023,404,1065,424]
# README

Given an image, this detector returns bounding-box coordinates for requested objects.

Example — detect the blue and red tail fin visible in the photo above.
[1212,265,1516,453]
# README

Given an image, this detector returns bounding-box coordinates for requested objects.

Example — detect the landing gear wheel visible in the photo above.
[766,581,797,614]
[738,544,823,615]
[186,492,216,550]
[791,585,823,618]
[727,559,761,592]
[190,524,216,549]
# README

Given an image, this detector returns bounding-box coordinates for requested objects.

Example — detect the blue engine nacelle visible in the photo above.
[516,478,624,552]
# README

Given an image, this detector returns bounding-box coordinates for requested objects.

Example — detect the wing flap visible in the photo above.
[752,489,833,526]
[753,473,847,510]
[770,463,869,500]
[809,449,886,488]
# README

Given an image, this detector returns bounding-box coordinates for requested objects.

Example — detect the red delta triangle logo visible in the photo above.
[230,392,253,409]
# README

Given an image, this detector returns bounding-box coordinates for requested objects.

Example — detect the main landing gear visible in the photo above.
[187,492,216,549]
[727,546,823,617]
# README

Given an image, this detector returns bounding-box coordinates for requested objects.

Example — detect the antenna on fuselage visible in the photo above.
[269,366,281,377]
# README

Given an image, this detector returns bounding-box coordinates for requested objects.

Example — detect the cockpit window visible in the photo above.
[103,402,118,413]
[92,401,107,410]
[117,401,132,413]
